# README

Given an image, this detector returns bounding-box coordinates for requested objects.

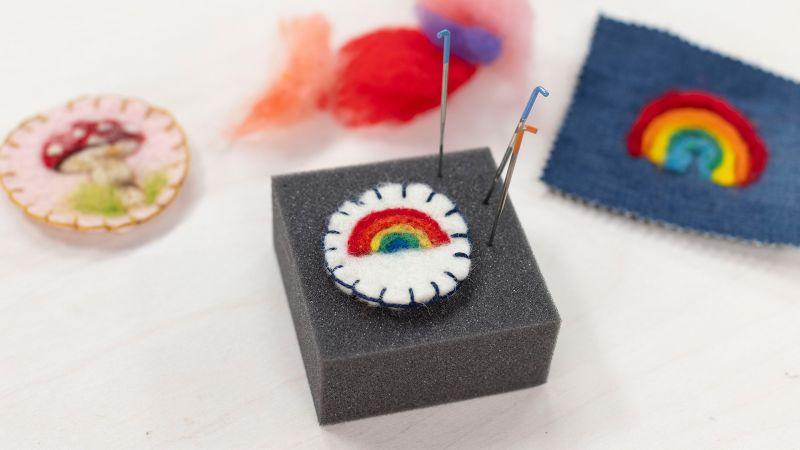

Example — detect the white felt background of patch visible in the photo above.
[324,183,471,307]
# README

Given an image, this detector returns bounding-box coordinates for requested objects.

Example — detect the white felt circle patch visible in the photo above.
[324,183,471,308]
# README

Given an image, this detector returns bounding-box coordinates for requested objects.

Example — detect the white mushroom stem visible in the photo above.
[90,159,134,186]
[59,140,140,186]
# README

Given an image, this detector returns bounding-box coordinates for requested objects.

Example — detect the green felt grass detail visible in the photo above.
[142,171,168,204]
[70,182,127,217]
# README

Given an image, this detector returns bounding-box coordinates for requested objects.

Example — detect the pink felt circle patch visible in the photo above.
[0,95,190,231]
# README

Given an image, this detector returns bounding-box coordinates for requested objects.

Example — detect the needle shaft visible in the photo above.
[437,29,451,178]
[488,123,526,246]
[482,86,550,202]
[483,123,522,204]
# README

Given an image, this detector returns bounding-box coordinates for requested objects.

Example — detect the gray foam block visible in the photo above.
[272,148,560,424]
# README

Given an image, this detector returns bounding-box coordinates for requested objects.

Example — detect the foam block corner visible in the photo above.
[272,148,560,424]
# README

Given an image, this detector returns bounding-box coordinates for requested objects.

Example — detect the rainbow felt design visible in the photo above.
[347,208,451,256]
[324,183,471,308]
[627,91,768,187]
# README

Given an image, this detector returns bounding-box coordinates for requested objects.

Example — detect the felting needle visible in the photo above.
[483,86,549,204]
[487,123,538,246]
[437,29,451,178]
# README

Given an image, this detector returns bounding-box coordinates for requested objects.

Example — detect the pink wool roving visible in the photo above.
[233,0,533,134]
[234,15,334,136]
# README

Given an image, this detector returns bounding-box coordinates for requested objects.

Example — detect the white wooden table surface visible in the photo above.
[2,1,799,448]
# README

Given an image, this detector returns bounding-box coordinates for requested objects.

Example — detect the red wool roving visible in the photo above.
[324,28,477,126]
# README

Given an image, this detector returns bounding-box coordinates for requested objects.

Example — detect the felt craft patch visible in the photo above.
[0,95,189,231]
[324,183,471,308]
[628,91,768,188]
[542,16,800,245]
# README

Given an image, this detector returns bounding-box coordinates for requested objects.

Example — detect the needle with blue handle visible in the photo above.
[483,86,549,204]
[487,121,540,246]
[437,29,451,178]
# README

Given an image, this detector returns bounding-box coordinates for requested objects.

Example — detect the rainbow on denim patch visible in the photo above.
[627,91,768,188]
[542,16,800,245]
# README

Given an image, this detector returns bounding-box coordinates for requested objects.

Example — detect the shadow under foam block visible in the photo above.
[272,148,560,424]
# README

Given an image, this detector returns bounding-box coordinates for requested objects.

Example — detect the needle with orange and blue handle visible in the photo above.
[487,122,539,246]
[483,86,549,204]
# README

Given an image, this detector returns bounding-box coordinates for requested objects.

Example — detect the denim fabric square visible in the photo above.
[542,16,800,245]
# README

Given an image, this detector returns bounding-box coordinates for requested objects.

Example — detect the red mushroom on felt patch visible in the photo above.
[0,95,189,232]
[42,120,148,207]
